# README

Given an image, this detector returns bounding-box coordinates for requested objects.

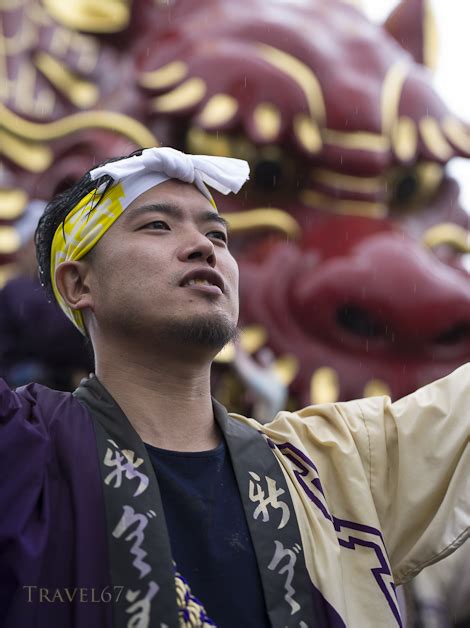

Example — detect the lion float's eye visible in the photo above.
[186,128,305,197]
[388,162,443,211]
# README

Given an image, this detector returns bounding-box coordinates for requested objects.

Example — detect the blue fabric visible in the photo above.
[145,439,271,628]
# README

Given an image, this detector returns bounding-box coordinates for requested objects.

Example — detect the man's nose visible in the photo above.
[177,231,216,266]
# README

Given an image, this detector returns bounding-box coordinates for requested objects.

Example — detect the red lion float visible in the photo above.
[1,0,470,407]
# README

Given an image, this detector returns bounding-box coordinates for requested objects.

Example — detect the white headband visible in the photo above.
[89,146,250,207]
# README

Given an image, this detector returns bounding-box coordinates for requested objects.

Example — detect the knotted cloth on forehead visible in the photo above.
[50,146,250,335]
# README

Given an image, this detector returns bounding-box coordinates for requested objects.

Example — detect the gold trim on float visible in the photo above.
[214,342,235,363]
[256,43,326,125]
[441,116,470,154]
[422,223,470,253]
[197,94,238,128]
[381,61,408,135]
[419,117,454,161]
[34,51,99,108]
[323,129,390,152]
[240,325,268,354]
[0,227,21,255]
[310,367,339,404]
[0,189,28,220]
[42,0,131,34]
[301,190,387,218]
[214,325,268,363]
[272,354,299,387]
[294,114,322,154]
[423,0,439,71]
[415,161,443,195]
[139,61,188,90]
[152,78,207,113]
[222,208,301,239]
[0,103,156,146]
[0,128,53,172]
[363,379,391,398]
[311,168,383,194]
[186,127,233,157]
[392,116,418,162]
[253,103,281,141]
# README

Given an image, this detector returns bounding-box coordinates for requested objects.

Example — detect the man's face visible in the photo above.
[86,179,239,352]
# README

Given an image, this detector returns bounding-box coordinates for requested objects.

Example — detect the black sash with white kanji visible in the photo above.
[74,375,315,627]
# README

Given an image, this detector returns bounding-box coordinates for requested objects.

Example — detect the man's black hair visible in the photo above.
[35,148,144,302]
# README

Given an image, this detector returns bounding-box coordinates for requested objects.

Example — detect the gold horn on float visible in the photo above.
[221,208,301,239]
[0,103,157,174]
[41,0,132,33]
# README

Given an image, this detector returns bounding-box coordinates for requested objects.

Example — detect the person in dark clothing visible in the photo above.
[0,200,91,389]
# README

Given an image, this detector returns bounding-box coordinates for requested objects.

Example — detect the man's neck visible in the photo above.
[94,341,220,452]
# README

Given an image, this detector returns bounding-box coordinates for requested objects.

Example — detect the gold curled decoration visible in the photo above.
[392,116,418,162]
[381,61,409,136]
[0,128,53,172]
[272,355,299,386]
[0,263,18,289]
[152,78,207,113]
[222,208,301,239]
[441,116,470,154]
[294,114,322,154]
[310,367,339,404]
[363,379,391,398]
[196,94,238,128]
[214,342,236,363]
[34,51,99,108]
[419,117,454,161]
[213,325,267,363]
[240,325,268,353]
[0,189,28,220]
[256,43,326,125]
[422,223,470,253]
[415,161,444,195]
[0,227,21,255]
[42,0,131,34]
[301,190,387,218]
[423,0,439,71]
[0,102,156,145]
[311,169,383,194]
[322,129,390,153]
[138,61,188,90]
[186,127,234,157]
[253,103,281,141]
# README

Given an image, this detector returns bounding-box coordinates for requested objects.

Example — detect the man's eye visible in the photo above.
[141,220,170,230]
[208,230,228,243]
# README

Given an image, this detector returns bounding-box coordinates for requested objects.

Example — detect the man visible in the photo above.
[0,147,469,628]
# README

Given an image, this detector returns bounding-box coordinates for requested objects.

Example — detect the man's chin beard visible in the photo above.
[162,314,239,352]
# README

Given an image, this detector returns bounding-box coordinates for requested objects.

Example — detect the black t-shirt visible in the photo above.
[145,439,271,627]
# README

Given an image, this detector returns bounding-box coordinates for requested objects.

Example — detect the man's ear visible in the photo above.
[54,261,94,312]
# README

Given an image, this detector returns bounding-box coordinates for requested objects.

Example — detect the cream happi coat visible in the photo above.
[232,363,470,626]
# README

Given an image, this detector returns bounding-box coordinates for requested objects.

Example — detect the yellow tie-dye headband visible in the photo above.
[50,146,250,335]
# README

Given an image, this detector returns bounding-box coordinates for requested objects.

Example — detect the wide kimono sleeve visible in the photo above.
[0,378,52,620]
[0,378,111,628]
[295,364,470,585]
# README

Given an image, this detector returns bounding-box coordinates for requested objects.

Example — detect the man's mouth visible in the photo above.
[186,278,213,287]
[180,269,225,295]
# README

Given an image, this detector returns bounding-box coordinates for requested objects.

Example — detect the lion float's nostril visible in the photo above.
[433,323,470,346]
[335,305,387,339]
